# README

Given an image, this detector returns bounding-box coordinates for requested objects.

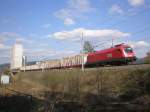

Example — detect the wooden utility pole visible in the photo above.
[112,38,114,47]
[23,56,26,72]
[81,32,84,71]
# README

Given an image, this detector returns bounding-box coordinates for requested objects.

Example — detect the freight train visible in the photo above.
[21,43,137,71]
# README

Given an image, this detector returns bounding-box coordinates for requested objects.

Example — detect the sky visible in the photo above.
[0,0,150,64]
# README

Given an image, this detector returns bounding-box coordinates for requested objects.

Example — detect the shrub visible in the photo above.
[145,52,150,63]
[120,69,150,100]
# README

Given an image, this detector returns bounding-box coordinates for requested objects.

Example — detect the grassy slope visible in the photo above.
[2,65,149,111]
[12,65,150,98]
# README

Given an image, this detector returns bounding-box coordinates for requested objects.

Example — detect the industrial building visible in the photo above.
[10,42,23,70]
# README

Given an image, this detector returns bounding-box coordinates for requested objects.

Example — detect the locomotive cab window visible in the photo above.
[124,47,133,53]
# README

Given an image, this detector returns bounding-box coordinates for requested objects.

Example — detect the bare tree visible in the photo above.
[83,41,95,53]
[145,52,150,63]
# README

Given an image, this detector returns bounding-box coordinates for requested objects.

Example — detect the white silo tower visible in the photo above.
[11,42,23,69]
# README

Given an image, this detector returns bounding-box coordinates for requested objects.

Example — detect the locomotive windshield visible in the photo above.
[124,47,133,53]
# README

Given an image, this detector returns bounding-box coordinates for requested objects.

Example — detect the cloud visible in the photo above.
[0,32,21,64]
[0,43,5,49]
[0,32,21,42]
[128,0,144,7]
[127,40,150,58]
[64,18,75,25]
[41,24,51,28]
[0,43,10,50]
[0,32,36,45]
[67,0,93,12]
[135,41,149,48]
[0,44,11,64]
[94,40,150,58]
[52,28,130,41]
[16,38,34,44]
[55,0,94,25]
[109,4,124,15]
[0,32,52,64]
[129,41,149,48]
[25,48,76,61]
[0,32,22,52]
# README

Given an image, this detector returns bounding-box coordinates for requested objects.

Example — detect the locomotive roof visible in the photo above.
[88,44,131,55]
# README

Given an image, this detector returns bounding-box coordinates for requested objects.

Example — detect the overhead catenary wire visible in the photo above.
[100,0,150,26]
[90,6,150,48]
[104,7,150,28]
[94,26,150,49]
[40,6,150,61]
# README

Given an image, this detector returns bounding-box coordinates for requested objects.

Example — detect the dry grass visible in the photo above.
[10,65,150,99]
[1,65,150,112]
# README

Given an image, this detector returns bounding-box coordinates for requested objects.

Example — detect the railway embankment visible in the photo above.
[0,64,150,112]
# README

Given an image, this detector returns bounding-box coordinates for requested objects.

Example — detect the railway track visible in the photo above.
[84,64,150,71]
[12,63,150,73]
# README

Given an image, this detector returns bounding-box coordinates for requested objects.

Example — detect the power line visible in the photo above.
[94,26,150,48]
[99,7,150,29]
[128,36,150,42]
[92,7,149,34]
[93,7,150,47]
[82,7,150,52]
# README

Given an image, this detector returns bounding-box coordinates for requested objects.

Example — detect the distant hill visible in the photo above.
[0,63,10,73]
[26,61,36,66]
[0,61,37,73]
[0,63,10,69]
